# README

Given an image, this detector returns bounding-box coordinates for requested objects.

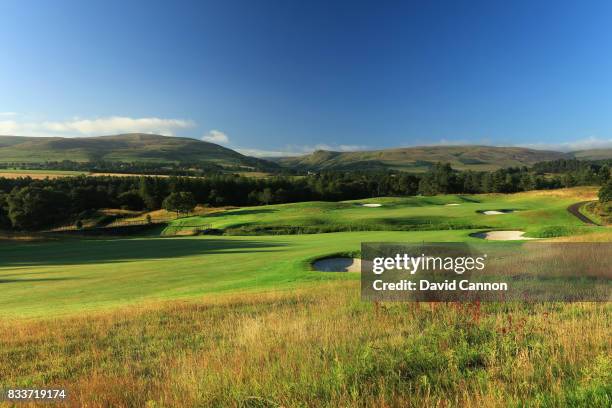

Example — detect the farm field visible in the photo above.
[0,169,88,179]
[0,187,610,407]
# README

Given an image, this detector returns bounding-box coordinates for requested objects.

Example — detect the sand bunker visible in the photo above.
[362,203,382,207]
[312,257,361,272]
[481,209,515,215]
[445,203,460,206]
[471,230,535,240]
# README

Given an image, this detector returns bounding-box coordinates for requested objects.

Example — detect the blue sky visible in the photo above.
[1,0,612,155]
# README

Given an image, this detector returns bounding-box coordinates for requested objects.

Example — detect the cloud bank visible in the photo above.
[517,136,612,152]
[202,129,229,144]
[0,116,195,137]
[237,143,369,157]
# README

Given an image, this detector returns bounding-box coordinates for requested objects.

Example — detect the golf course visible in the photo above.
[1,187,607,318]
[0,187,610,407]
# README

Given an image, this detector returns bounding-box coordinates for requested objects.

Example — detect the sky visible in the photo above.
[1,0,612,156]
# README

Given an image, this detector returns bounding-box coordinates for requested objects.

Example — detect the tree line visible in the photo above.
[0,159,609,230]
[0,159,284,176]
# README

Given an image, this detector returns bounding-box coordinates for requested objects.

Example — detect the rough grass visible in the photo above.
[1,282,610,407]
[582,202,612,226]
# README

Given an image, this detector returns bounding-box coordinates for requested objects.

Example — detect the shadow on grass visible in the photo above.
[0,238,288,268]
[204,208,278,218]
[0,277,76,284]
[459,196,481,203]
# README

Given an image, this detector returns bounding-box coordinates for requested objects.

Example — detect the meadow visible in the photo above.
[0,169,87,179]
[1,187,610,407]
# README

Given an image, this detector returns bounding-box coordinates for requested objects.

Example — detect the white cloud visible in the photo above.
[238,136,612,158]
[517,136,612,152]
[0,120,20,134]
[337,144,368,152]
[236,143,369,157]
[202,129,229,144]
[0,116,195,137]
[0,112,17,116]
[399,136,612,152]
[236,148,304,157]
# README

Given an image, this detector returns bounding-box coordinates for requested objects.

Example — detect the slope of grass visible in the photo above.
[572,148,612,160]
[0,230,471,318]
[164,188,594,236]
[582,201,612,226]
[1,283,610,407]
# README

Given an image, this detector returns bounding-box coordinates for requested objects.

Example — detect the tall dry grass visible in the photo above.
[1,281,610,407]
[510,186,599,200]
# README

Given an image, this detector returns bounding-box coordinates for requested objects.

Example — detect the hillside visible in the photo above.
[276,145,571,171]
[0,134,277,170]
[572,148,612,161]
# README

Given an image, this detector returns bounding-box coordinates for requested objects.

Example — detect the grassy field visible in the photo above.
[1,284,610,407]
[0,230,474,318]
[164,188,600,237]
[1,187,610,407]
[0,169,88,179]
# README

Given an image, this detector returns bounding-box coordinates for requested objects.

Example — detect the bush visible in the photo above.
[118,190,145,211]
[598,180,612,203]
[162,192,196,215]
[6,186,70,230]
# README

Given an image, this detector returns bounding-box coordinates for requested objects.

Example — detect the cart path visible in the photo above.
[567,201,598,225]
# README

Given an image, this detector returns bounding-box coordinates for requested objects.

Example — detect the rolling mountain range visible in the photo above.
[274,146,575,172]
[0,133,276,170]
[0,134,610,172]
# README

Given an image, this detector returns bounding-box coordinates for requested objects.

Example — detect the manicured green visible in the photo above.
[0,230,472,318]
[165,192,590,236]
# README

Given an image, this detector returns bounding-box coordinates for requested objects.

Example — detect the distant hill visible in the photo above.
[1,134,610,173]
[275,145,572,171]
[0,134,277,170]
[572,148,612,161]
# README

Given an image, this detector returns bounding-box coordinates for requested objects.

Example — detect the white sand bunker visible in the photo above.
[480,209,517,215]
[362,203,382,207]
[445,203,460,206]
[471,231,536,240]
[313,257,361,272]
